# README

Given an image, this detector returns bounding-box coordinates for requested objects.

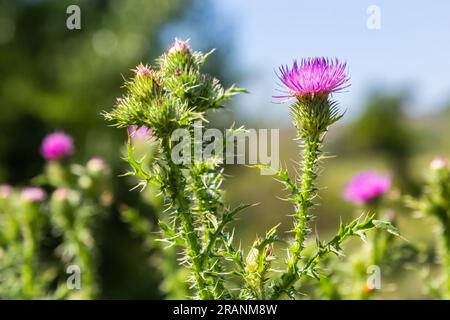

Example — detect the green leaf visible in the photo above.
[372,219,401,237]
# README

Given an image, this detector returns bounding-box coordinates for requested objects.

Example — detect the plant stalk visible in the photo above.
[272,133,322,299]
[161,138,212,300]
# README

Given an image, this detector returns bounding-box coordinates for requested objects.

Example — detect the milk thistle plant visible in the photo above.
[264,58,394,299]
[105,41,394,300]
[342,171,399,298]
[105,39,246,299]
[0,132,110,299]
[39,133,111,299]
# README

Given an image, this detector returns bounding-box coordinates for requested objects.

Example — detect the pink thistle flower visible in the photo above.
[128,125,153,141]
[168,38,191,55]
[430,156,448,170]
[0,184,13,199]
[344,171,391,205]
[276,57,350,99]
[41,132,74,160]
[21,187,47,202]
[134,63,151,77]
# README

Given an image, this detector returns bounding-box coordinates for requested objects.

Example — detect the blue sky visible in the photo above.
[170,0,450,124]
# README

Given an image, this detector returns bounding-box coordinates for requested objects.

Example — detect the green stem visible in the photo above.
[193,178,226,299]
[69,231,95,299]
[272,133,322,299]
[21,221,35,299]
[443,220,450,298]
[161,138,212,300]
[362,207,388,299]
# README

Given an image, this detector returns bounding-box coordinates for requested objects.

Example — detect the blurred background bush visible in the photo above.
[1,0,449,299]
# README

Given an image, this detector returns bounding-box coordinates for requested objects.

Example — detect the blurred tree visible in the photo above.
[341,92,418,194]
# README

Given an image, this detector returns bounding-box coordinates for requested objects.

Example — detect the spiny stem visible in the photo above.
[272,133,322,299]
[161,138,212,300]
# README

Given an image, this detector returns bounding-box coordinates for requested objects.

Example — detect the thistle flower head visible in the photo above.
[0,184,13,199]
[21,187,47,202]
[168,38,191,55]
[276,57,349,99]
[344,171,391,205]
[133,63,151,77]
[41,132,74,161]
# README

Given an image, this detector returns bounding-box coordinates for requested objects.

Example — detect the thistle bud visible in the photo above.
[264,243,274,258]
[246,247,259,272]
[86,157,108,175]
[133,63,151,77]
[168,38,191,55]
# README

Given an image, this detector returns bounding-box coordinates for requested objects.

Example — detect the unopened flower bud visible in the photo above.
[134,63,151,77]
[87,157,107,174]
[264,243,274,258]
[246,248,259,272]
[168,38,191,55]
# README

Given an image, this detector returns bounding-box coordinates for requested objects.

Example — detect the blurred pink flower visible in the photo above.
[344,171,391,205]
[41,132,74,160]
[53,187,70,201]
[21,187,47,202]
[0,184,13,199]
[86,156,107,173]
[430,156,448,170]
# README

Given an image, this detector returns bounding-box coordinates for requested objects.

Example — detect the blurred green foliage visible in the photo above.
[341,92,418,193]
